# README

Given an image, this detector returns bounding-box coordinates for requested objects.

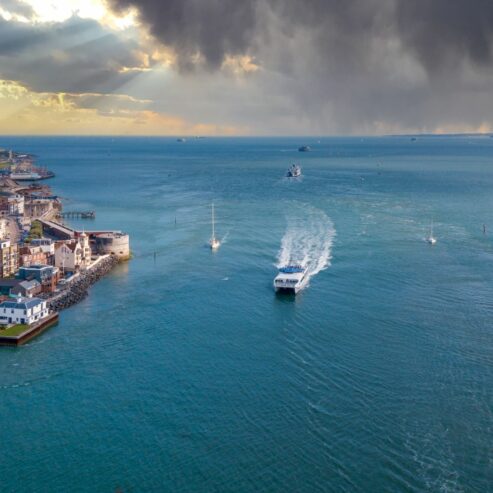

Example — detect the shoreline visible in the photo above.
[43,254,119,312]
[0,145,129,345]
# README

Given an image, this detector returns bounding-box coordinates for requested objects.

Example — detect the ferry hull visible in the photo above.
[274,281,307,294]
[275,286,298,294]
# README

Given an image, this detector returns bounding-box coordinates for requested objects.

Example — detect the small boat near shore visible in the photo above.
[298,145,311,152]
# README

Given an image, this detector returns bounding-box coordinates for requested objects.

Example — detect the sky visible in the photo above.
[1,0,493,136]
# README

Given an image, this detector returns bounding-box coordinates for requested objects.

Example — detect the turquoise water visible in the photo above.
[0,136,492,492]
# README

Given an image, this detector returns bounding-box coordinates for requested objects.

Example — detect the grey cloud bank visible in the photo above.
[106,0,493,133]
[2,0,493,133]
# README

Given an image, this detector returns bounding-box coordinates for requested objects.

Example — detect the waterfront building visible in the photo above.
[93,232,130,260]
[30,238,55,255]
[24,197,56,218]
[19,245,49,267]
[54,240,83,273]
[17,264,59,293]
[0,240,18,278]
[0,279,22,296]
[0,191,24,216]
[77,231,92,265]
[7,194,24,215]
[11,279,41,298]
[0,278,41,297]
[0,295,49,326]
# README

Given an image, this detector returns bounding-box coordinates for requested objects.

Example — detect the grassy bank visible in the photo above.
[0,324,28,337]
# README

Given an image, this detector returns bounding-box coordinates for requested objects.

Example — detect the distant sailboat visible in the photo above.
[209,203,221,250]
[426,220,437,245]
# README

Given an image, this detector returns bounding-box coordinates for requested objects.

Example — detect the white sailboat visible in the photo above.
[209,203,221,250]
[426,220,437,245]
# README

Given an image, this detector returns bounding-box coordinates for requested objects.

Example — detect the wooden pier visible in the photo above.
[59,211,96,219]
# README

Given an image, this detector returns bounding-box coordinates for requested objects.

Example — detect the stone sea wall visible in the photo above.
[46,256,119,312]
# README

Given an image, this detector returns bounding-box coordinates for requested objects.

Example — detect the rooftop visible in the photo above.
[0,296,44,310]
[20,264,54,271]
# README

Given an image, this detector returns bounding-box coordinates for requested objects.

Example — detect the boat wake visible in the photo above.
[276,205,336,280]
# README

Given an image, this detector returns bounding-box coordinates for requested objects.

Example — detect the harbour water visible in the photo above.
[0,136,492,492]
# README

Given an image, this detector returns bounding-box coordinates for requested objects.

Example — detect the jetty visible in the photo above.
[59,211,96,219]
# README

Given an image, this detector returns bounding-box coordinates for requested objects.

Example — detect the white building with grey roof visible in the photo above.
[0,295,49,326]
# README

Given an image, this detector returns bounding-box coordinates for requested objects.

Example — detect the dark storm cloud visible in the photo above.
[108,0,493,74]
[106,0,493,133]
[109,0,259,70]
[395,0,493,70]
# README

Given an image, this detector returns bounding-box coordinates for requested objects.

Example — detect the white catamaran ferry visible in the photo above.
[274,265,309,294]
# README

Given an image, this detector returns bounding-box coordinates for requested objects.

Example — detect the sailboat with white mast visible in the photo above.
[209,203,221,250]
[426,220,437,245]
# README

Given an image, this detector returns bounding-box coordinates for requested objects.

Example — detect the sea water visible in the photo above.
[0,136,491,492]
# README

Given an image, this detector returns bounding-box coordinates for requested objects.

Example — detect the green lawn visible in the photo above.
[0,324,29,337]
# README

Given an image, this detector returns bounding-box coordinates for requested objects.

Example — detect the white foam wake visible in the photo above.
[277,205,336,279]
